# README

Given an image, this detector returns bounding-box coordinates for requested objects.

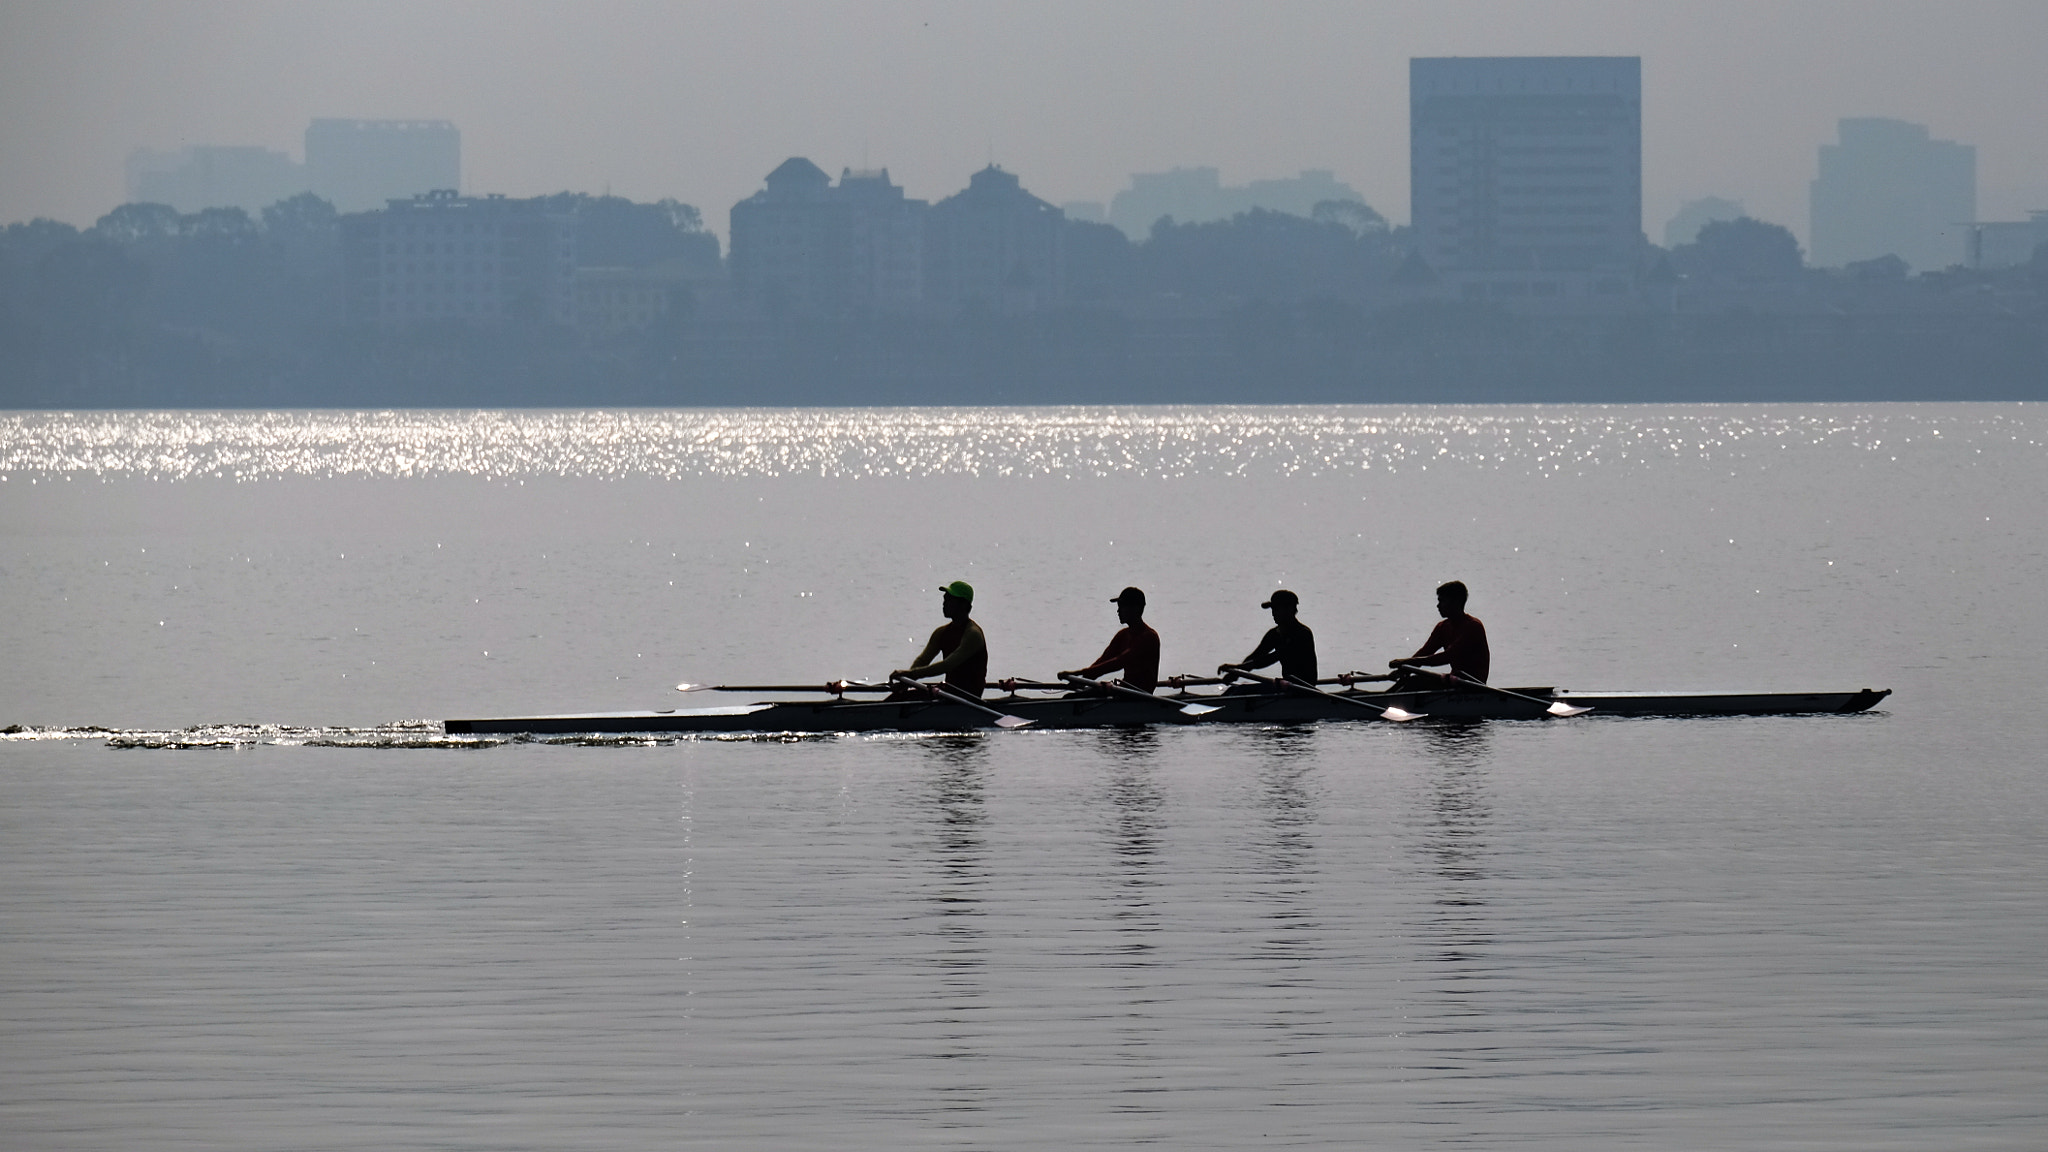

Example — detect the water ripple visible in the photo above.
[2,405,2036,481]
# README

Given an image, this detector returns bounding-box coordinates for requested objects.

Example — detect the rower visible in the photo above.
[1389,580,1490,688]
[891,580,990,699]
[1220,589,1317,688]
[1060,586,1161,693]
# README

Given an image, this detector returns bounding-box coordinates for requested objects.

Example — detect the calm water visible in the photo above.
[3,405,2044,1149]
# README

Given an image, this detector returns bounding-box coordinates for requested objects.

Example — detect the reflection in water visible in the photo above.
[912,736,993,1116]
[1090,728,1168,1110]
[919,737,991,973]
[1416,723,1496,971]
[1095,728,1165,943]
[1248,726,1320,967]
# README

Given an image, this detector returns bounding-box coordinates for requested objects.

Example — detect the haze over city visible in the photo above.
[4,0,2046,245]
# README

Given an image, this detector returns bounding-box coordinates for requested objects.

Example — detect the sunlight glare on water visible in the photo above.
[2,403,2044,1150]
[2,404,2037,480]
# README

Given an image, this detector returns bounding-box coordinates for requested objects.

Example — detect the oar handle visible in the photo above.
[889,676,1035,728]
[1219,666,1422,721]
[997,678,1068,692]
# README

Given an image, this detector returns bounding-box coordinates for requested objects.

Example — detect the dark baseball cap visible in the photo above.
[1261,589,1299,609]
[1111,586,1146,606]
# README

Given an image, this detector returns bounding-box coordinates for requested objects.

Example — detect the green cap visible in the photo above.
[939,580,974,603]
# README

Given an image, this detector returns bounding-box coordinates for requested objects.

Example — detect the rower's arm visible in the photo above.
[912,622,985,677]
[899,626,950,679]
[1392,621,1452,667]
[1073,635,1129,679]
[1235,634,1281,672]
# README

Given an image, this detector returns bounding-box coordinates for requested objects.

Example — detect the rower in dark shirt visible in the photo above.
[1062,586,1161,692]
[1390,580,1490,686]
[891,580,989,698]
[1221,589,1318,686]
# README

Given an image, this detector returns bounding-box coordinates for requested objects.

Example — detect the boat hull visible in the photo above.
[443,687,1890,735]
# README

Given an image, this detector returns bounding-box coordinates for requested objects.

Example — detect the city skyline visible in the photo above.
[3,0,2044,247]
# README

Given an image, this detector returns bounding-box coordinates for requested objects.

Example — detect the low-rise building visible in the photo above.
[339,190,575,327]
[1966,212,2048,270]
[573,260,724,340]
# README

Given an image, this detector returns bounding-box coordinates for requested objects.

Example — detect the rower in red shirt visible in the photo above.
[1390,580,1490,687]
[1062,586,1162,693]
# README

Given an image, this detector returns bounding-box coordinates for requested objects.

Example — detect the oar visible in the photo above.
[1220,665,1424,722]
[1060,672,1220,716]
[889,676,1035,729]
[1164,673,1394,690]
[1443,671,1592,717]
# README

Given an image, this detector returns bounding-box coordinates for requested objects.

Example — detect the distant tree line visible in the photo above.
[1,194,2043,407]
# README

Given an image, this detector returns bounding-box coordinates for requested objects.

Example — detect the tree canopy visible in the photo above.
[1670,216,1804,282]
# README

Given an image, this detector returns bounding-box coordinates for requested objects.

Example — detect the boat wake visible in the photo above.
[0,721,889,749]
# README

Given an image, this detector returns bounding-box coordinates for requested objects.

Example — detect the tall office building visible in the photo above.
[1809,119,1974,272]
[1410,57,1642,297]
[307,120,461,212]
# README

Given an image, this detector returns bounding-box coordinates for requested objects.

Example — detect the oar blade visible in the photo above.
[1548,701,1594,717]
[675,682,710,693]
[994,714,1035,729]
[1180,702,1222,716]
[1379,705,1425,722]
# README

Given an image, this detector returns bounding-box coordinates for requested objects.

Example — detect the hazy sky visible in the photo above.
[4,0,2044,245]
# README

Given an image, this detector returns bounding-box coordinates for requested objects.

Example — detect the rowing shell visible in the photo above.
[443,686,1890,735]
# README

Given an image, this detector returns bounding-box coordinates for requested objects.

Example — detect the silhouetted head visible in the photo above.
[1436,580,1468,618]
[1112,586,1146,624]
[1262,589,1299,622]
[940,580,974,619]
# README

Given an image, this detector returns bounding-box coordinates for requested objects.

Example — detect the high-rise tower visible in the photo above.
[307,120,461,213]
[1410,57,1642,298]
[1810,118,1974,272]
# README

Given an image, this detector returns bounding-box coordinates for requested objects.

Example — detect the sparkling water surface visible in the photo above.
[3,405,2044,1149]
